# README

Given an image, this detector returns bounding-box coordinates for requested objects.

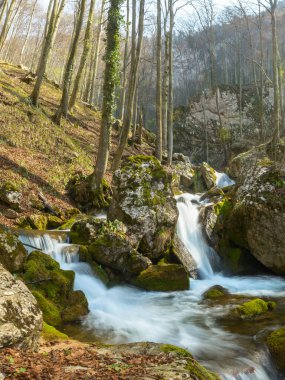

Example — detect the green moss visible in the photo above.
[32,290,61,326]
[267,326,285,371]
[235,298,276,319]
[160,344,192,357]
[28,214,48,230]
[214,198,232,217]
[47,215,64,229]
[160,345,220,379]
[203,286,228,300]
[57,216,77,230]
[42,322,68,341]
[133,264,189,292]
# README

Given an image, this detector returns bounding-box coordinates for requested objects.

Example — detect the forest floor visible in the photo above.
[0,339,204,380]
[0,62,154,227]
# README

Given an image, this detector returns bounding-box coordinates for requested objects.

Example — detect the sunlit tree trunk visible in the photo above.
[155,0,162,161]
[120,0,130,120]
[19,0,37,65]
[167,0,173,165]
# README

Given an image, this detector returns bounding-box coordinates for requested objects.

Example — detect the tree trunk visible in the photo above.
[30,0,66,107]
[162,31,169,152]
[19,0,37,65]
[167,0,173,166]
[112,0,145,170]
[90,0,123,190]
[54,0,86,125]
[271,1,280,146]
[120,0,130,120]
[69,0,96,110]
[155,0,162,161]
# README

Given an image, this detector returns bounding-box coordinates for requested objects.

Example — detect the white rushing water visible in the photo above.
[19,178,285,380]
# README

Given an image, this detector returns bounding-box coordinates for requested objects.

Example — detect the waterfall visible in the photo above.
[216,172,235,188]
[17,172,285,380]
[176,193,220,278]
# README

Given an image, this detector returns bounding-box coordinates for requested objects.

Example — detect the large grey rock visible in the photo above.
[0,225,26,273]
[108,156,178,260]
[0,182,22,210]
[0,264,42,350]
[172,233,197,279]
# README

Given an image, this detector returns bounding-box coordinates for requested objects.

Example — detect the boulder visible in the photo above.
[0,225,26,273]
[229,298,276,319]
[267,326,285,372]
[0,182,22,210]
[108,156,178,260]
[132,264,189,291]
[200,162,217,189]
[203,285,229,300]
[171,233,197,279]
[0,264,42,350]
[88,220,151,278]
[22,251,88,326]
[226,143,285,274]
[171,162,195,191]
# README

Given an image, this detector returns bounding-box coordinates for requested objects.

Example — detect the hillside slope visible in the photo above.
[0,63,153,227]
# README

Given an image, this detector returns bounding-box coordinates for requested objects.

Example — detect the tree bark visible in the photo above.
[155,0,162,161]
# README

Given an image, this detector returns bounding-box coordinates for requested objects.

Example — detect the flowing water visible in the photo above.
[19,176,285,380]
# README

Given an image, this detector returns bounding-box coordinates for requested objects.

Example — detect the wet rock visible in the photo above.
[108,156,178,260]
[229,298,276,320]
[0,263,42,350]
[267,326,285,372]
[171,162,195,191]
[132,264,189,291]
[0,224,26,273]
[171,233,197,279]
[203,285,229,300]
[200,162,217,190]
[173,153,191,163]
[88,220,151,278]
[22,251,88,326]
[70,217,102,245]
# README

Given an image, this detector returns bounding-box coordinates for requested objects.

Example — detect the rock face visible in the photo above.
[0,224,26,273]
[0,264,42,350]
[227,143,285,274]
[0,182,22,210]
[173,86,272,168]
[171,233,197,279]
[108,156,178,260]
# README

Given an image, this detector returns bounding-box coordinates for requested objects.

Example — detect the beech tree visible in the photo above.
[30,0,66,107]
[90,0,123,193]
[54,0,86,124]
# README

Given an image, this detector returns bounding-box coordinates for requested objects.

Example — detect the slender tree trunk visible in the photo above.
[155,0,162,161]
[30,0,66,107]
[69,0,96,110]
[271,2,280,145]
[0,0,17,54]
[112,0,145,170]
[167,0,173,166]
[89,0,105,105]
[90,0,124,190]
[19,0,37,65]
[120,0,130,120]
[162,31,169,152]
[54,0,86,125]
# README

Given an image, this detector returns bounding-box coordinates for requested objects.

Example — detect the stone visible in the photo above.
[0,263,42,350]
[203,285,229,300]
[2,208,19,219]
[229,298,276,319]
[171,233,197,279]
[108,156,178,260]
[172,162,195,190]
[0,182,22,210]
[0,224,26,273]
[70,217,107,245]
[267,326,285,372]
[172,153,191,163]
[132,264,189,291]
[200,162,217,189]
[88,220,151,278]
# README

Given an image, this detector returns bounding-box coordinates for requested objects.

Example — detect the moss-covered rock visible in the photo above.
[267,326,285,372]
[22,251,88,326]
[47,215,65,229]
[203,285,228,300]
[200,162,217,189]
[70,217,103,245]
[160,344,220,380]
[17,214,49,230]
[0,224,26,272]
[42,322,68,341]
[132,264,189,292]
[88,220,151,278]
[171,162,195,191]
[0,181,22,210]
[230,298,276,319]
[67,171,112,210]
[108,156,178,261]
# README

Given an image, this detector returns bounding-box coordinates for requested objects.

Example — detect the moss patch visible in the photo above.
[232,298,276,319]
[42,322,68,341]
[267,326,285,371]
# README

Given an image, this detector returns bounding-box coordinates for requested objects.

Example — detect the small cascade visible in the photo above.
[216,171,235,188]
[18,231,68,254]
[176,193,220,278]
